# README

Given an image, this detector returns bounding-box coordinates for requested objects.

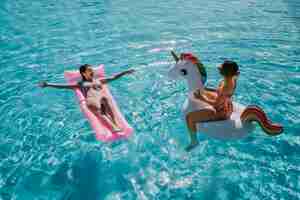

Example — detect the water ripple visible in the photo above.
[1,0,300,199]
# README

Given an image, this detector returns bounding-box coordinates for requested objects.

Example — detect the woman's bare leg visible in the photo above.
[87,97,121,132]
[100,98,116,123]
[100,98,122,131]
[185,109,216,151]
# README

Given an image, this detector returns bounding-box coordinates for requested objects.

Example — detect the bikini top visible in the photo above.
[78,79,102,97]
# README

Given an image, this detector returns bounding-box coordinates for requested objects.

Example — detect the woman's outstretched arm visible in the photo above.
[38,81,79,89]
[101,69,135,84]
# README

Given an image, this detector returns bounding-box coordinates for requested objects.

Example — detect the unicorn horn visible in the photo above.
[171,51,179,62]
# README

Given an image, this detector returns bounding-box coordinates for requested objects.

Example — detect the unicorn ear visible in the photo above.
[171,51,179,62]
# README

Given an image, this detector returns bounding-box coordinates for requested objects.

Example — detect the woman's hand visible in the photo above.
[194,89,216,105]
[194,89,203,99]
[38,81,48,88]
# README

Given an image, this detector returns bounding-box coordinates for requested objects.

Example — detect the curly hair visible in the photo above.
[220,60,239,77]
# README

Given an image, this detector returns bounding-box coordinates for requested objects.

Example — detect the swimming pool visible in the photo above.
[1,0,299,199]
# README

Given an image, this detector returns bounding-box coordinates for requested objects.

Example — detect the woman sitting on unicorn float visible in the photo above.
[169,51,283,151]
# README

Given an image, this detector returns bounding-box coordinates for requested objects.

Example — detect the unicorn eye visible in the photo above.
[180,69,187,76]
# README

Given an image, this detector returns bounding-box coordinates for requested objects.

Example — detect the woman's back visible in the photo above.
[214,79,236,120]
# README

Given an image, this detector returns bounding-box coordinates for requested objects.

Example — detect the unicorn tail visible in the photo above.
[241,105,283,136]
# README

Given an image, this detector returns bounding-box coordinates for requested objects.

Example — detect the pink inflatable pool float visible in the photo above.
[64,65,133,142]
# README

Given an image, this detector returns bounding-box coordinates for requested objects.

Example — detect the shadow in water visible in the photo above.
[51,150,133,200]
[200,165,242,200]
[284,0,300,36]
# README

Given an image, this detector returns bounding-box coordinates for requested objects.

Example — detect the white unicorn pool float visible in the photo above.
[168,51,283,140]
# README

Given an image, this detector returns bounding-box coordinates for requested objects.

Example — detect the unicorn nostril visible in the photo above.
[180,69,187,76]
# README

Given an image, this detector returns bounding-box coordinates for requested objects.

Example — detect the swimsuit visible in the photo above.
[78,79,105,109]
[213,80,236,120]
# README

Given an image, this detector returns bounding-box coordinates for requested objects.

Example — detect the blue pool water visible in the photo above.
[1,0,300,199]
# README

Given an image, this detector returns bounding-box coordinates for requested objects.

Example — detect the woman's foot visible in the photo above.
[110,122,122,133]
[100,114,122,132]
[185,141,199,152]
[112,127,123,133]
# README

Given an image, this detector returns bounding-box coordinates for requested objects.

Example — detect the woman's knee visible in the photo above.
[87,100,96,108]
[87,103,98,112]
[186,113,194,123]
[186,112,200,124]
[100,97,109,105]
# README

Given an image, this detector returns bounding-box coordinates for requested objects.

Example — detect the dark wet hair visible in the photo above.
[220,60,239,77]
[79,64,92,80]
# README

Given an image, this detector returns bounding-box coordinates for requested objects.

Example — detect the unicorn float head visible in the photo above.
[168,51,283,139]
[169,52,207,92]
